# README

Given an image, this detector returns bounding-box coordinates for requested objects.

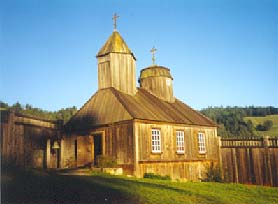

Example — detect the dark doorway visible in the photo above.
[94,134,102,166]
[74,139,77,162]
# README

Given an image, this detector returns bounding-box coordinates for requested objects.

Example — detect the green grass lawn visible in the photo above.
[244,115,278,137]
[2,168,278,204]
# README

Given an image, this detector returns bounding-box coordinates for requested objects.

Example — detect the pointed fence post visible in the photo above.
[263,136,273,186]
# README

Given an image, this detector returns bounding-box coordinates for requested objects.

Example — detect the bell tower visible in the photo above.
[96,14,136,95]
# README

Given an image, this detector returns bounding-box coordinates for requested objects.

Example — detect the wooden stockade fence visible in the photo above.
[220,136,278,187]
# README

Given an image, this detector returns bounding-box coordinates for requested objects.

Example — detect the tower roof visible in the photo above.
[140,65,173,80]
[97,31,136,59]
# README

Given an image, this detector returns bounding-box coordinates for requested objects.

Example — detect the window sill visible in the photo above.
[176,152,185,155]
[151,151,162,154]
[198,151,207,155]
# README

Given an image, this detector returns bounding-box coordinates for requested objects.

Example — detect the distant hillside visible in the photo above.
[201,106,278,138]
[244,115,278,137]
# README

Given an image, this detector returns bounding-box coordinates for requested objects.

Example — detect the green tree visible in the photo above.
[11,102,23,112]
[0,101,9,109]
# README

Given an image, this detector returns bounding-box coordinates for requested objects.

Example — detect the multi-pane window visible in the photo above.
[151,129,161,153]
[198,132,206,153]
[176,131,185,153]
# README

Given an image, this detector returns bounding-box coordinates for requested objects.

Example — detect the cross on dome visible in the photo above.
[150,46,157,65]
[112,13,119,30]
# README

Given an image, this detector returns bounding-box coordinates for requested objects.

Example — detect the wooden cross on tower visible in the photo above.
[112,13,119,30]
[150,46,157,65]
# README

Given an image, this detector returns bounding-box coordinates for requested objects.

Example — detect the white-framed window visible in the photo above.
[151,129,161,153]
[198,132,206,153]
[176,131,185,153]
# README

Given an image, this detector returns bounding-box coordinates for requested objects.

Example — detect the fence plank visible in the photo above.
[220,137,278,187]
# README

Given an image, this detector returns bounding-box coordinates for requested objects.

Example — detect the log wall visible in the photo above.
[221,137,278,186]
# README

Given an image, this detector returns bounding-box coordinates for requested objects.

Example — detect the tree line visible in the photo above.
[200,106,278,138]
[0,101,77,123]
[1,101,277,137]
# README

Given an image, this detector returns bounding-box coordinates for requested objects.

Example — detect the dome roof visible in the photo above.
[97,31,136,59]
[140,65,173,80]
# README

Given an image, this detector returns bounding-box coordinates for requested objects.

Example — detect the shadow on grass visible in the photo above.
[1,167,139,204]
[2,167,227,204]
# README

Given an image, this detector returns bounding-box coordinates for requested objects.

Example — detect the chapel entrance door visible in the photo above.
[93,134,102,166]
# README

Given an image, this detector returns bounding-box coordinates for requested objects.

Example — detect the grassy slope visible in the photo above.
[244,115,278,137]
[2,169,278,204]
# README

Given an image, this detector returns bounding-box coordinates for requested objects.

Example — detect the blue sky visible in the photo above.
[1,0,277,111]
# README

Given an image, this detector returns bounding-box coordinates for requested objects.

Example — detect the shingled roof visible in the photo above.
[65,87,216,132]
[97,31,136,59]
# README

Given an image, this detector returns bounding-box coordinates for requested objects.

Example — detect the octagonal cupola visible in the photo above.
[139,65,174,103]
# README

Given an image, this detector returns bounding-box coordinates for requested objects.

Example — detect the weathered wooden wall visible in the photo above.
[1,110,58,168]
[60,135,77,168]
[140,76,174,103]
[76,136,93,167]
[98,52,136,95]
[61,121,134,174]
[138,161,212,181]
[221,137,278,186]
[134,121,219,180]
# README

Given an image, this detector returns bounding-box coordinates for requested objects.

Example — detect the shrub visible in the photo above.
[256,124,266,131]
[263,120,273,131]
[96,155,117,168]
[143,173,170,180]
[203,162,223,182]
[256,120,273,131]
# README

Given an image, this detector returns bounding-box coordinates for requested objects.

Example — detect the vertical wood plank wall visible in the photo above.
[135,122,219,180]
[61,122,135,174]
[140,76,174,103]
[98,53,136,95]
[98,122,134,174]
[1,110,58,168]
[221,137,278,186]
[60,135,77,168]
